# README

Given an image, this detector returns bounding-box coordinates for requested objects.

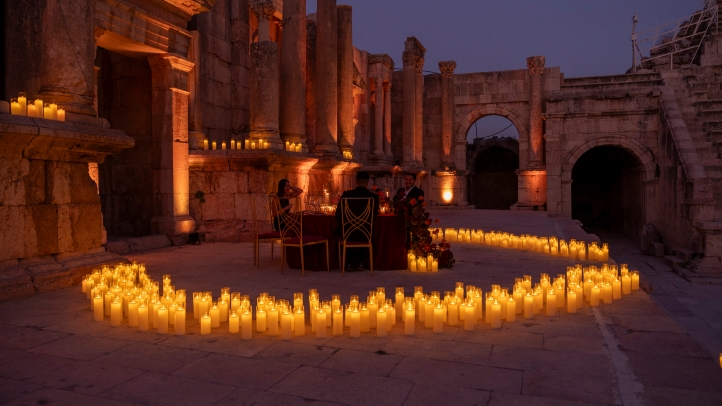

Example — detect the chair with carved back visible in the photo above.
[338,197,374,277]
[250,194,282,268]
[278,197,330,276]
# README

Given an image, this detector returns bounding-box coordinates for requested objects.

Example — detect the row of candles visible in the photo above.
[407,252,439,272]
[200,139,308,153]
[431,227,609,262]
[342,151,353,159]
[79,261,641,339]
[9,92,66,121]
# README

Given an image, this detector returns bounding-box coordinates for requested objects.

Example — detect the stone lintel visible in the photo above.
[164,0,216,17]
[369,54,395,71]
[188,150,319,173]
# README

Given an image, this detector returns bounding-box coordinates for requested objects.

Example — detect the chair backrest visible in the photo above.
[275,196,302,240]
[340,197,373,243]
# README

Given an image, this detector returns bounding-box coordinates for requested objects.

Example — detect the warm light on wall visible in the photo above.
[442,190,453,203]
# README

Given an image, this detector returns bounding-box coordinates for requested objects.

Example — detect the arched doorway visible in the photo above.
[466,115,520,209]
[571,146,645,238]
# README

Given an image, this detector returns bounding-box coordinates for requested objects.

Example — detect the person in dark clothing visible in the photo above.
[272,178,303,231]
[393,173,424,249]
[335,171,380,271]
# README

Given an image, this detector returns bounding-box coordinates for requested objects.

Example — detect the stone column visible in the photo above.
[148,55,195,242]
[280,0,307,149]
[337,5,354,156]
[527,56,546,168]
[414,57,424,165]
[402,51,417,165]
[249,41,282,149]
[373,77,384,156]
[383,82,393,158]
[439,61,456,168]
[250,0,275,42]
[305,19,317,150]
[38,0,96,117]
[188,30,205,150]
[314,0,339,157]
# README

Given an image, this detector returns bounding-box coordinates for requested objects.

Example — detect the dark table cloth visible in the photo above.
[285,214,407,271]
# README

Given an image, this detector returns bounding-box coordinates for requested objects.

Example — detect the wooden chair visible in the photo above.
[278,197,330,276]
[251,194,282,268]
[338,197,374,277]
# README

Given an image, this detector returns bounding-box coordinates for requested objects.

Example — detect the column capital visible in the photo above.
[526,56,546,75]
[148,55,195,91]
[250,0,275,21]
[369,54,395,70]
[383,81,392,92]
[439,61,457,77]
[415,57,425,73]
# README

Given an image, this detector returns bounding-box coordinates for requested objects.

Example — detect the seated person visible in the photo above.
[271,178,303,231]
[335,171,380,271]
[393,173,424,204]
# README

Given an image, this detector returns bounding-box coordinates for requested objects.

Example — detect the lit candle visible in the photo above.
[332,307,343,336]
[34,99,43,118]
[111,298,122,326]
[200,313,211,334]
[251,141,256,149]
[590,285,600,307]
[424,298,434,329]
[57,107,65,122]
[26,100,37,118]
[448,298,458,326]
[241,308,252,340]
[631,271,640,291]
[455,282,464,301]
[524,292,533,319]
[407,252,415,271]
[245,139,249,149]
[267,305,279,336]
[295,306,305,336]
[295,144,301,152]
[230,139,236,149]
[10,98,20,115]
[229,310,239,333]
[603,283,613,304]
[376,307,387,337]
[174,306,186,335]
[263,141,269,149]
[368,296,378,328]
[316,309,327,338]
[350,306,360,337]
[210,302,220,328]
[567,288,577,314]
[395,287,404,319]
[157,305,168,334]
[168,303,176,326]
[281,309,293,340]
[622,274,631,295]
[612,278,622,300]
[286,141,290,151]
[463,301,475,331]
[404,303,415,335]
[138,303,149,331]
[490,300,501,328]
[128,299,139,327]
[546,290,557,317]
[17,92,27,116]
[575,283,584,309]
[506,297,516,322]
[221,141,226,150]
[93,294,104,321]
[43,103,52,120]
[219,299,229,322]
[212,141,217,150]
[433,303,444,333]
[360,302,369,332]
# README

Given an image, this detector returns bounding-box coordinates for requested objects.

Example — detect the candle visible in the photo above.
[590,285,600,307]
[157,305,168,334]
[172,306,185,335]
[485,294,493,324]
[575,283,584,309]
[263,141,269,149]
[138,303,149,331]
[506,297,516,322]
[463,302,475,331]
[603,283,613,304]
[281,309,293,340]
[433,303,444,333]
[295,144,301,152]
[229,311,240,333]
[349,306,361,337]
[93,295,104,321]
[490,300,501,329]
[395,287,404,318]
[254,306,265,331]
[203,139,208,150]
[407,252,415,271]
[360,302,369,332]
[219,299,229,322]
[368,297,378,328]
[27,100,37,117]
[448,298,459,326]
[201,313,211,334]
[376,307,387,337]
[316,309,326,338]
[57,107,65,122]
[404,303,415,335]
[286,141,290,151]
[424,298,434,328]
[567,289,577,314]
[10,98,21,115]
[612,278,622,300]
[546,290,557,317]
[631,271,640,290]
[230,139,235,149]
[128,299,139,327]
[241,308,252,340]
[110,298,122,326]
[622,275,631,294]
[455,282,464,301]
[332,308,343,336]
[524,293,533,319]
[267,305,279,336]
[295,306,305,336]
[209,302,220,328]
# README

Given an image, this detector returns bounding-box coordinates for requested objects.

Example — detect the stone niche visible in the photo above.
[0,106,134,301]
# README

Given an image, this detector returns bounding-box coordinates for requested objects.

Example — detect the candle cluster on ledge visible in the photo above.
[9,91,65,121]
[79,261,641,339]
[285,141,304,153]
[430,227,609,262]
[342,151,353,160]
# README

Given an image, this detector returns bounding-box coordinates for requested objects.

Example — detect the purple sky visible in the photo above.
[307,0,699,139]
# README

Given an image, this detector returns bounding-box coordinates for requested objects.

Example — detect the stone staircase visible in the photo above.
[560,72,662,90]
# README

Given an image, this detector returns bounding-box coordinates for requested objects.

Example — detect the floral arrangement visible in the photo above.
[395,191,455,268]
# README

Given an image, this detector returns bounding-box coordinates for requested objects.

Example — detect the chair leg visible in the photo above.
[341,244,346,277]
[281,245,285,274]
[369,245,373,276]
[300,245,305,277]
[338,243,342,274]
[271,240,274,260]
[325,241,330,273]
[254,237,258,268]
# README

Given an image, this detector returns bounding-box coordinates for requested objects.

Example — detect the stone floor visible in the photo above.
[1,210,721,406]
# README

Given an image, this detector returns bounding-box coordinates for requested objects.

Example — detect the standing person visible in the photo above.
[335,171,380,271]
[393,173,424,249]
[271,179,304,231]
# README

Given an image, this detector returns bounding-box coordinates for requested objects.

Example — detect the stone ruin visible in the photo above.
[2,0,722,300]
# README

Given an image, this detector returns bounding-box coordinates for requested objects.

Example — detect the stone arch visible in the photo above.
[561,135,656,182]
[467,137,520,171]
[455,104,529,145]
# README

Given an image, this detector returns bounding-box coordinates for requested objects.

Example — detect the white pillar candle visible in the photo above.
[138,304,149,331]
[128,300,139,327]
[231,297,241,313]
[575,283,584,309]
[229,311,240,333]
[316,309,327,338]
[360,304,369,332]
[567,289,577,314]
[376,308,387,337]
[332,308,343,336]
[281,310,293,340]
[631,271,640,290]
[57,108,65,122]
[168,303,176,326]
[546,290,557,317]
[603,283,613,304]
[490,300,501,329]
[448,300,458,326]
[433,304,444,333]
[221,141,226,150]
[463,303,475,331]
[506,297,516,322]
[200,313,211,334]
[193,293,200,319]
[212,141,217,150]
[533,291,542,315]
[256,308,266,332]
[267,307,279,336]
[622,275,631,294]
[241,309,253,340]
[174,307,186,335]
[350,308,360,337]
[157,306,168,334]
[404,304,415,335]
[203,139,209,150]
[34,99,43,118]
[368,300,377,328]
[93,295,104,321]
[110,298,122,326]
[210,303,220,328]
[423,299,433,328]
[220,300,229,322]
[395,288,404,318]
[295,307,305,336]
[524,293,533,319]
[485,296,493,324]
[612,279,622,300]
[590,285,600,307]
[455,282,464,301]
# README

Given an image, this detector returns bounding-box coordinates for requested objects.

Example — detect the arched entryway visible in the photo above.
[571,146,645,238]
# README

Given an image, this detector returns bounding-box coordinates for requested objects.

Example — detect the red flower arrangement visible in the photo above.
[398,195,455,268]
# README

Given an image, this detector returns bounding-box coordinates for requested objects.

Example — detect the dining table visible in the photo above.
[285,213,408,271]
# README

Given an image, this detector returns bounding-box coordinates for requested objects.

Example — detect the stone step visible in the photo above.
[703,121,722,131]
[105,234,172,255]
[663,255,686,269]
[698,110,722,120]
[675,248,695,261]
[694,99,722,109]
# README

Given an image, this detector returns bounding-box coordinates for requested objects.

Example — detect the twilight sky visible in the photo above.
[307,0,699,139]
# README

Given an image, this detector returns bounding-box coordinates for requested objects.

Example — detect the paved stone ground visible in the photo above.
[1,211,721,406]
